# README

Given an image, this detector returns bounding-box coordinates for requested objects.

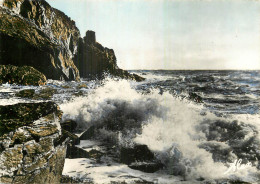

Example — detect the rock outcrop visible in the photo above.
[75,30,145,81]
[0,0,144,81]
[0,0,80,81]
[0,65,46,86]
[0,102,67,183]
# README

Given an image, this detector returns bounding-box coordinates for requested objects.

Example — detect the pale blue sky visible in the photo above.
[48,0,260,70]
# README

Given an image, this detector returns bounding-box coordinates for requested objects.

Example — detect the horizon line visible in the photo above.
[126,69,260,71]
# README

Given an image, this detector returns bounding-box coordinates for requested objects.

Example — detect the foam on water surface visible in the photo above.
[60,78,260,182]
[63,158,181,183]
[1,71,259,183]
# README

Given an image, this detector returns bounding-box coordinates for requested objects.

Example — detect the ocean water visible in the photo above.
[0,70,260,183]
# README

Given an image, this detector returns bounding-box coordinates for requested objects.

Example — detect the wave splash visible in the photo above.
[60,78,260,182]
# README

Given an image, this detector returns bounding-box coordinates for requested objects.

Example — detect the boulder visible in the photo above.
[0,65,46,86]
[0,101,67,183]
[34,87,57,100]
[62,129,80,145]
[66,144,103,161]
[189,92,203,103]
[79,126,96,140]
[61,119,78,133]
[129,162,164,173]
[120,144,155,165]
[120,144,164,173]
[16,89,35,98]
[0,101,62,136]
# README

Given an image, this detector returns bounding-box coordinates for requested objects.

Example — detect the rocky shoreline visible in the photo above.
[0,83,163,183]
[0,0,145,183]
[0,102,66,183]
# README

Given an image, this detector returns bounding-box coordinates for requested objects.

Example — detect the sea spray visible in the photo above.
[60,77,260,182]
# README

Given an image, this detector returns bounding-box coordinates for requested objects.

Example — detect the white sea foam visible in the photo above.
[60,78,260,182]
[63,158,181,184]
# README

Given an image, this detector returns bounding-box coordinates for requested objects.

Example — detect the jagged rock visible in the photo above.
[79,126,96,140]
[75,31,145,81]
[120,145,155,165]
[0,65,46,86]
[61,119,78,133]
[66,144,103,160]
[1,0,144,82]
[0,102,67,183]
[129,162,164,173]
[62,129,79,145]
[189,92,203,103]
[0,0,80,81]
[120,145,164,173]
[34,87,57,100]
[16,89,35,98]
[0,101,62,136]
[16,87,58,100]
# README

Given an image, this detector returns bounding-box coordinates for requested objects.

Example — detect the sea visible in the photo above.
[0,70,260,183]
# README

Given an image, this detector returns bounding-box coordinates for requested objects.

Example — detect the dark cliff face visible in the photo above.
[75,31,118,78]
[0,0,80,81]
[0,0,144,82]
[75,31,145,81]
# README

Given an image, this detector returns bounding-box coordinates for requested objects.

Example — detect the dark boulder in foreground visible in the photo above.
[0,65,46,86]
[0,102,67,183]
[120,145,155,165]
[120,144,164,173]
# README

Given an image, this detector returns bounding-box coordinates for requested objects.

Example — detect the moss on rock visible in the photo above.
[33,87,57,100]
[0,101,61,136]
[0,65,47,86]
[0,102,67,183]
[16,89,36,98]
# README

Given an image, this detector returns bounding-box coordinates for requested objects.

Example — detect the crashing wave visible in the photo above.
[60,78,260,182]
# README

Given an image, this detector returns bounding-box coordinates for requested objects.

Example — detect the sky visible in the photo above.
[48,0,260,70]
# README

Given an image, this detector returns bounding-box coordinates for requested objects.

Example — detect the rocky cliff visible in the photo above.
[75,31,145,81]
[0,102,67,183]
[0,0,80,81]
[0,0,144,81]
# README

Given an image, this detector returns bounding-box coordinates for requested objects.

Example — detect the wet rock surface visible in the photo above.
[0,101,62,135]
[128,162,164,173]
[0,65,46,86]
[120,145,164,173]
[120,145,155,165]
[0,101,67,183]
[61,119,78,133]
